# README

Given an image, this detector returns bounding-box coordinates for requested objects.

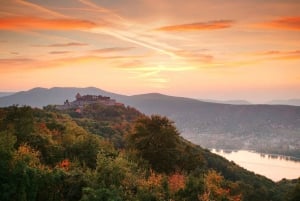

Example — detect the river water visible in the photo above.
[211,149,300,181]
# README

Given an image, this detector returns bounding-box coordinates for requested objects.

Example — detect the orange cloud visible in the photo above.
[0,58,35,73]
[32,42,88,47]
[255,50,300,60]
[259,16,300,30]
[156,20,234,31]
[91,47,135,54]
[0,56,104,74]
[0,54,146,73]
[49,51,72,54]
[48,42,88,47]
[0,16,97,30]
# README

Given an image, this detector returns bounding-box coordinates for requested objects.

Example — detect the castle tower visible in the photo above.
[76,93,81,100]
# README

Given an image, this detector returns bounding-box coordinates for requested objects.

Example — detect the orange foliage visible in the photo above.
[35,122,51,135]
[168,172,185,193]
[39,122,47,129]
[139,170,163,188]
[58,159,70,170]
[200,170,242,201]
[146,170,163,187]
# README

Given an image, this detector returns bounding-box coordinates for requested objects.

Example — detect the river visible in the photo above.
[211,149,300,181]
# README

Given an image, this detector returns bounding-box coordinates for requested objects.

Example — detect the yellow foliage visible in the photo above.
[13,144,45,169]
[141,170,163,188]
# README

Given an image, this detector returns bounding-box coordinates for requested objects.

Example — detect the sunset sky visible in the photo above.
[1,0,300,102]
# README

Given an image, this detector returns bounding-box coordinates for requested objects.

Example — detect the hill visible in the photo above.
[0,87,126,108]
[200,99,252,105]
[124,93,300,158]
[0,104,299,201]
[1,87,300,157]
[0,92,15,98]
[267,99,300,106]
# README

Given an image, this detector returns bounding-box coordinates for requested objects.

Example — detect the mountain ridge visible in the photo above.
[1,87,300,157]
[2,87,300,106]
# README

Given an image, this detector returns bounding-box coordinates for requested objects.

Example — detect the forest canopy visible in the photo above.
[0,105,299,201]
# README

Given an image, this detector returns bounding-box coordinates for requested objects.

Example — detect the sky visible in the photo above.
[1,0,300,102]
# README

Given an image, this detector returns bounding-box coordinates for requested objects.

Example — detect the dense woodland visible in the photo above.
[0,104,299,201]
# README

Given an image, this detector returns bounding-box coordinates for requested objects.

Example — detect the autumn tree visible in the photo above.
[200,170,241,201]
[126,115,181,173]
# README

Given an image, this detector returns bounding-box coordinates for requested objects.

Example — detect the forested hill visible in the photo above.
[1,104,299,201]
[1,87,300,157]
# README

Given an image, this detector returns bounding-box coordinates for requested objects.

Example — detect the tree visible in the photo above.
[3,106,34,144]
[199,170,241,201]
[126,115,181,173]
[0,131,17,201]
[289,179,300,201]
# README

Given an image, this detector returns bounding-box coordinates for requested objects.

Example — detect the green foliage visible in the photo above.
[62,103,142,148]
[0,106,34,145]
[0,131,16,201]
[0,105,296,201]
[126,115,182,173]
[81,187,122,201]
[289,179,300,201]
[0,130,16,154]
[177,173,205,201]
[126,115,206,174]
[66,135,101,169]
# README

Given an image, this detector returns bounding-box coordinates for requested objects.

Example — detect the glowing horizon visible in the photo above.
[1,0,300,102]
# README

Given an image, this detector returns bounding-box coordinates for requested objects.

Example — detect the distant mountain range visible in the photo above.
[0,92,15,98]
[266,99,300,106]
[1,88,299,106]
[1,87,300,157]
[0,87,125,108]
[199,99,252,105]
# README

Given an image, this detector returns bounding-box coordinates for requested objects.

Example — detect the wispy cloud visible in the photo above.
[32,42,88,47]
[91,47,135,54]
[0,56,104,73]
[97,29,181,58]
[156,20,234,31]
[48,42,88,47]
[258,16,300,30]
[78,0,128,25]
[0,54,147,73]
[0,16,97,30]
[14,0,67,18]
[71,1,182,59]
[49,51,72,54]
[0,58,35,72]
[202,50,300,69]
[254,50,300,60]
[0,58,34,65]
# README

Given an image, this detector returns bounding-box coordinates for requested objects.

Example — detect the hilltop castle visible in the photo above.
[56,93,121,110]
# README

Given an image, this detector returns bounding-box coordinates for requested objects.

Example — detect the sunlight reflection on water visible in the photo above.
[211,149,300,181]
